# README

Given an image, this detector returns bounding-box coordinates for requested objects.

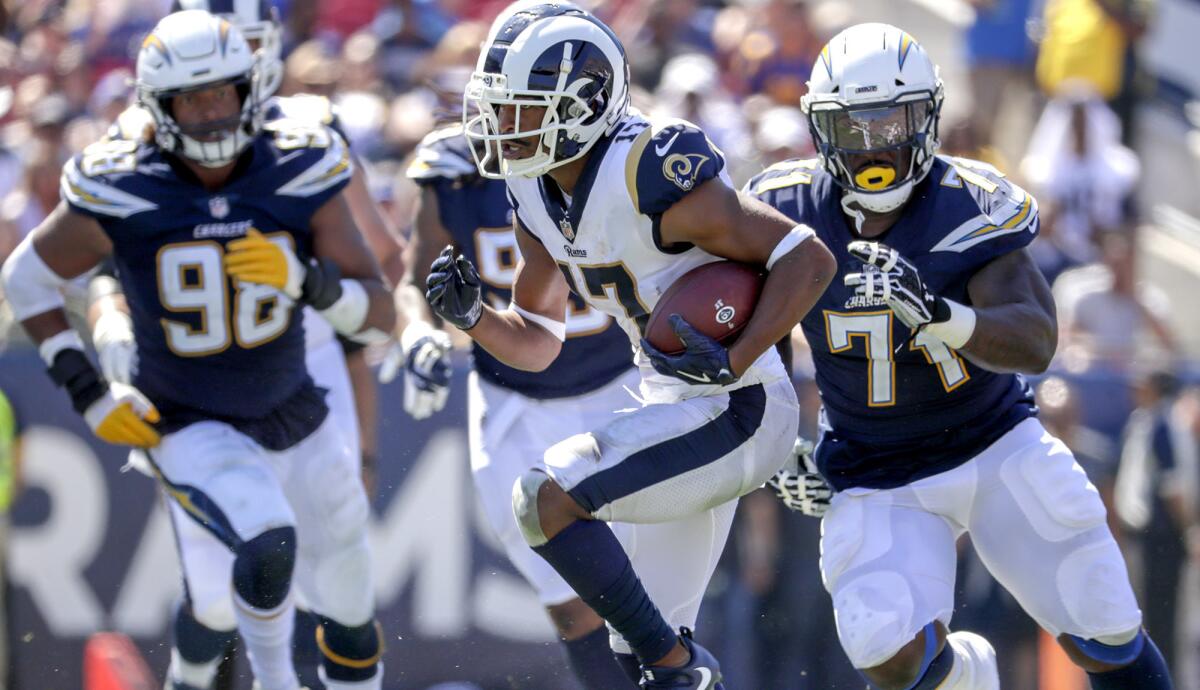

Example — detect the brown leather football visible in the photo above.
[644,261,766,355]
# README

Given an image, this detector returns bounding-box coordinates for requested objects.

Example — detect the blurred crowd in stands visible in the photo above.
[0,0,1197,687]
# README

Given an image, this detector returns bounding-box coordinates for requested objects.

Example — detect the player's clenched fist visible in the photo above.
[844,240,947,331]
[86,382,161,448]
[426,245,482,331]
[224,228,306,299]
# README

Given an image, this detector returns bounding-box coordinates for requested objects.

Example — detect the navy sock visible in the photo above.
[533,520,676,664]
[172,600,236,665]
[614,652,642,684]
[563,625,638,689]
[1085,632,1173,689]
[908,638,954,689]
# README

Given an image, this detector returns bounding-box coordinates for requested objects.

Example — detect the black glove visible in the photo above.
[426,246,483,331]
[845,241,950,330]
[641,314,738,386]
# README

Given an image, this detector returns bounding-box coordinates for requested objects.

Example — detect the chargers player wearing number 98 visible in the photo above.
[0,11,394,690]
[745,23,1171,690]
[428,3,836,688]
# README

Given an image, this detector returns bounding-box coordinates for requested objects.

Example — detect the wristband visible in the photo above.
[46,347,106,414]
[319,279,369,336]
[301,257,344,309]
[922,298,976,349]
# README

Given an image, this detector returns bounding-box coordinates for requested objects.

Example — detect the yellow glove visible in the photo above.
[224,229,305,299]
[83,382,161,448]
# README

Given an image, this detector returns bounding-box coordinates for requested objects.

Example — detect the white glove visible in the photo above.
[766,437,833,518]
[381,321,452,420]
[92,309,137,385]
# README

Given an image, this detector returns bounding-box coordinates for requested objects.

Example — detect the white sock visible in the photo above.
[234,591,300,690]
[167,648,221,689]
[939,631,1000,690]
[318,664,383,690]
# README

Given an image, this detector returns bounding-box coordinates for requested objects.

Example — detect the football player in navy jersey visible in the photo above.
[746,23,1170,690]
[1,12,392,690]
[84,5,403,687]
[427,3,836,688]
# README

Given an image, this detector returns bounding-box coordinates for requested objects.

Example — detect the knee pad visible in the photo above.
[317,615,383,683]
[1056,539,1142,637]
[1069,629,1145,666]
[833,570,916,669]
[512,469,552,547]
[233,526,296,610]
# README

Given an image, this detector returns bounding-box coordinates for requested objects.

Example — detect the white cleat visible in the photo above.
[944,631,1000,690]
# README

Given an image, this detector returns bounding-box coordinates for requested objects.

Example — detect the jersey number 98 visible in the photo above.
[157,240,293,356]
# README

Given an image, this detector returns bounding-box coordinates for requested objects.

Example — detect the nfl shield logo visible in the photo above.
[209,196,229,219]
[558,217,575,242]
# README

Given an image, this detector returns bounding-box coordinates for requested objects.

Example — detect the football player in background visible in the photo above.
[746,22,1171,690]
[2,12,392,690]
[428,4,835,688]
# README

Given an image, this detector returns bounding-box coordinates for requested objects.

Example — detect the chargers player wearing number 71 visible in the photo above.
[746,23,1171,690]
[0,12,393,690]
[427,3,836,688]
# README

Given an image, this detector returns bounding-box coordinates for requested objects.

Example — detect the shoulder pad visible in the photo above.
[264,122,355,198]
[407,126,477,182]
[929,156,1039,254]
[105,105,155,143]
[60,139,157,219]
[743,158,821,197]
[626,119,725,216]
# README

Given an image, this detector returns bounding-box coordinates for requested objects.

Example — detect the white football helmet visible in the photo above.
[463,2,630,179]
[801,23,944,214]
[173,0,285,98]
[136,10,264,167]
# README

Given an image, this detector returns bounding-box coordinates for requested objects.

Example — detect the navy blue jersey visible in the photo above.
[63,122,353,420]
[407,126,633,398]
[746,156,1039,490]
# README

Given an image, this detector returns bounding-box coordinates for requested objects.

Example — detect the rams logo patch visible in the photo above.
[663,153,710,191]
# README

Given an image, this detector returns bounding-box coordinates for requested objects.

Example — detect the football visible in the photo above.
[644,261,766,355]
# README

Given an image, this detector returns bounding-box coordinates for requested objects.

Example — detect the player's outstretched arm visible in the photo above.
[345,160,405,285]
[427,222,567,372]
[960,247,1057,374]
[380,185,453,419]
[1,203,160,448]
[659,180,836,376]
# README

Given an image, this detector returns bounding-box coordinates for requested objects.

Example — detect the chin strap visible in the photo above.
[841,195,867,234]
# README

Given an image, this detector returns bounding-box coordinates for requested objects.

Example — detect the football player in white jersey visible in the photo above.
[745,23,1172,690]
[428,4,836,688]
[2,12,392,690]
